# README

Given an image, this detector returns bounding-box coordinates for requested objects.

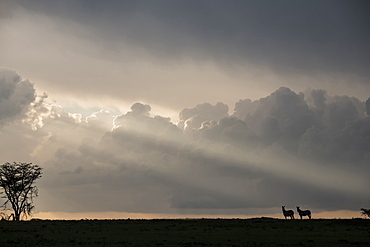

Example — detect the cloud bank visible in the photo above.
[1,0,370,114]
[1,69,369,216]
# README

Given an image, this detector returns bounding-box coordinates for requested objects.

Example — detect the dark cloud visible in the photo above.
[0,69,35,126]
[15,0,370,82]
[232,87,370,168]
[197,117,255,148]
[233,87,314,152]
[326,95,364,127]
[298,117,370,167]
[258,175,366,211]
[1,70,369,215]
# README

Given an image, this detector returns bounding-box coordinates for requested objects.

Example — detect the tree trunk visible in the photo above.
[14,212,20,221]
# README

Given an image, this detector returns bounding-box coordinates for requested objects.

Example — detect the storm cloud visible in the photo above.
[0,69,35,127]
[14,0,370,77]
[1,0,370,112]
[0,69,369,217]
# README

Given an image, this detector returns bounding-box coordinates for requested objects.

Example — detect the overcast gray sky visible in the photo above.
[0,0,369,219]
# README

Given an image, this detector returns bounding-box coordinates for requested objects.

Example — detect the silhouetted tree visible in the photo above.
[0,162,42,221]
[361,208,370,218]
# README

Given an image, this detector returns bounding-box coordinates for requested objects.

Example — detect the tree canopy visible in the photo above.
[0,162,43,221]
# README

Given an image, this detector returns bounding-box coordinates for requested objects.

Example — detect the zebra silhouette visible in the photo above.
[282,206,294,219]
[296,206,311,219]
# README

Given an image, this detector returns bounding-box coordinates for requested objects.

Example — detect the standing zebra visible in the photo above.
[282,206,294,219]
[296,206,311,219]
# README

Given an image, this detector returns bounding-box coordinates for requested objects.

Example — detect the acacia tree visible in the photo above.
[361,208,370,219]
[0,162,43,221]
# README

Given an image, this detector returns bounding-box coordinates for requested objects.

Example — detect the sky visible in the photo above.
[0,0,370,219]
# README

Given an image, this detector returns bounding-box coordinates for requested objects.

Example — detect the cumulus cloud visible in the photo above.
[105,102,182,156]
[178,102,229,130]
[0,71,369,216]
[0,69,36,127]
[231,87,370,167]
[233,87,314,152]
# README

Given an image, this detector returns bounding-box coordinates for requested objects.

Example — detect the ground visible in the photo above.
[0,218,369,246]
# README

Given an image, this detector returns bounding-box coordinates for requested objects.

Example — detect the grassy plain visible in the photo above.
[0,218,369,246]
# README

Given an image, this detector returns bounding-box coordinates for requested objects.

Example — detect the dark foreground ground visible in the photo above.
[0,218,369,246]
